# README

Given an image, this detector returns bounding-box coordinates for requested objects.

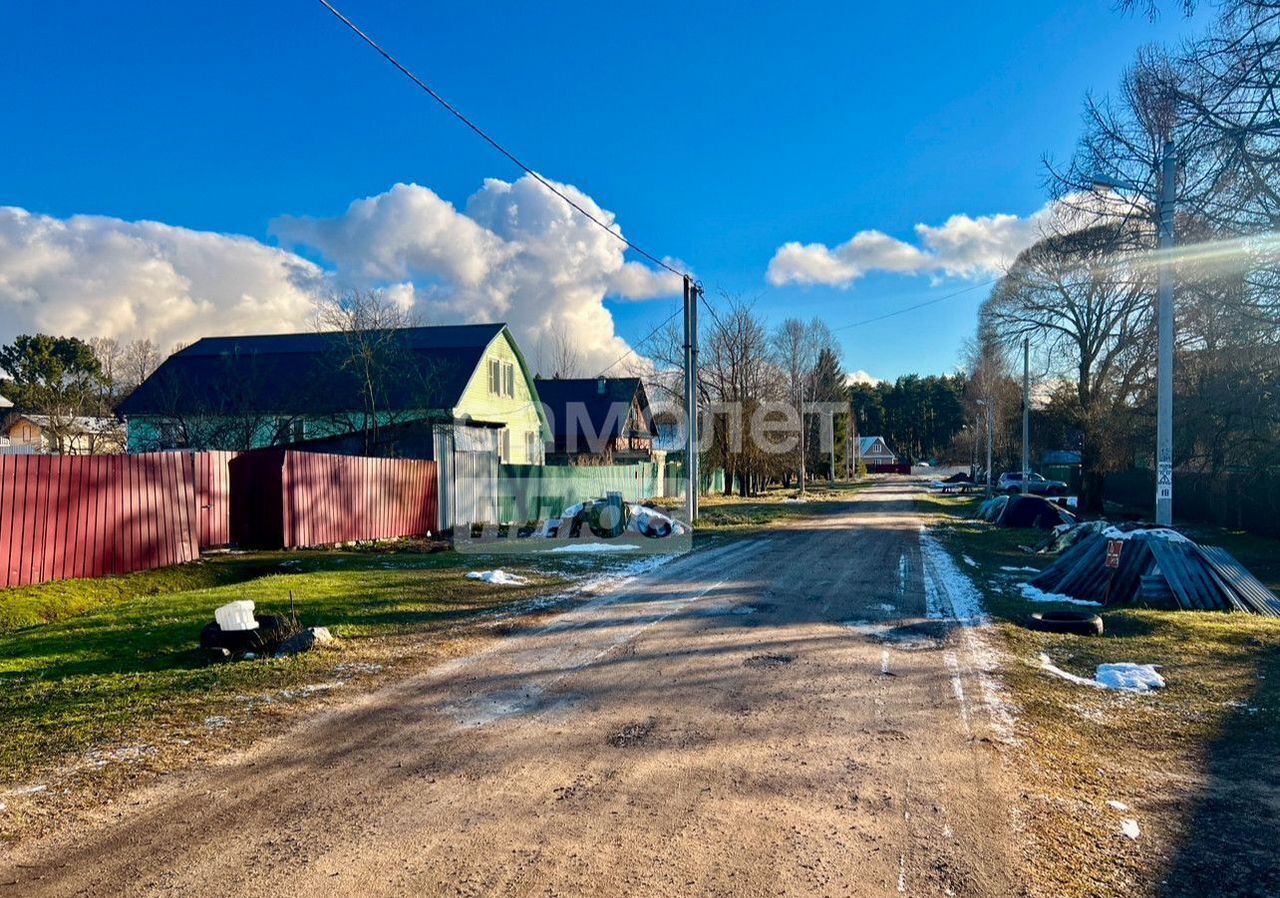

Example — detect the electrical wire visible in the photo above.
[314,0,688,280]
[316,1,998,369]
[829,278,998,332]
[595,306,684,376]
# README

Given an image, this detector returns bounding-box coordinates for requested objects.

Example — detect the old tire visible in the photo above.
[1025,611,1104,637]
[198,621,266,653]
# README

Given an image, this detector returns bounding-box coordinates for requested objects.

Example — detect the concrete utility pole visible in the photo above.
[979,398,993,499]
[1155,140,1176,526]
[1091,139,1177,525]
[828,412,836,485]
[683,276,700,523]
[844,404,851,480]
[1021,337,1031,495]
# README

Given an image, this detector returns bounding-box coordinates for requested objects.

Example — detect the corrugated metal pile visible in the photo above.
[1029,525,1280,615]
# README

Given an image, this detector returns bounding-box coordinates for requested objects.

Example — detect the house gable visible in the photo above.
[452,327,549,464]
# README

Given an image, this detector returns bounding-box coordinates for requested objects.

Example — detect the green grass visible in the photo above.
[696,480,870,531]
[0,559,288,634]
[0,548,568,789]
[922,494,1280,897]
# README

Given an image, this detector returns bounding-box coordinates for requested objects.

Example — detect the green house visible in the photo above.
[118,323,548,464]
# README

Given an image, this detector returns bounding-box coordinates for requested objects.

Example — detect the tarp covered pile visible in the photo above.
[975,494,1076,530]
[1029,526,1280,615]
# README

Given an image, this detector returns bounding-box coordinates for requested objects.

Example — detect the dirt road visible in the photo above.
[2,482,1023,897]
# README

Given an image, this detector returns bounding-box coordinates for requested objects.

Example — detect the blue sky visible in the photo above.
[2,1,1207,379]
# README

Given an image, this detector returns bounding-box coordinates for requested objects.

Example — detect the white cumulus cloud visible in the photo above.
[0,206,325,353]
[0,175,681,375]
[272,176,679,372]
[845,370,881,386]
[766,203,1056,288]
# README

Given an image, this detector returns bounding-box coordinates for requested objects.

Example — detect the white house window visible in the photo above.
[488,358,501,395]
[525,430,538,462]
[487,358,516,397]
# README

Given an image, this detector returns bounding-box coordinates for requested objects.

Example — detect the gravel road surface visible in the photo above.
[2,481,1022,897]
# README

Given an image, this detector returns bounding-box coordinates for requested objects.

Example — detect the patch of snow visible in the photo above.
[845,620,895,638]
[921,533,988,623]
[1101,526,1189,543]
[279,682,342,700]
[1038,654,1100,688]
[204,715,230,729]
[1108,800,1130,812]
[1038,654,1165,692]
[1120,819,1141,839]
[1019,583,1102,607]
[0,802,6,813]
[920,530,1018,743]
[467,569,528,585]
[83,745,156,768]
[548,542,640,554]
[335,661,384,676]
[961,555,979,569]
[6,784,47,797]
[875,602,898,613]
[1000,565,1040,574]
[1097,663,1165,692]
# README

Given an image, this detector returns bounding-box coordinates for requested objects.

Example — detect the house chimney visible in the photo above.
[597,376,607,395]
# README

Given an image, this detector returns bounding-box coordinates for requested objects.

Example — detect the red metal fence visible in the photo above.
[194,450,236,547]
[0,453,199,588]
[230,450,438,549]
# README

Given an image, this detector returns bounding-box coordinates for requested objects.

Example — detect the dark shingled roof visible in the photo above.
[119,324,509,417]
[533,377,655,443]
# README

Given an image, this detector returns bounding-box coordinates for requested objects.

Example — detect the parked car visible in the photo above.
[997,471,1068,496]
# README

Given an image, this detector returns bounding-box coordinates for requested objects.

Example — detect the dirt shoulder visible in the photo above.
[923,492,1280,898]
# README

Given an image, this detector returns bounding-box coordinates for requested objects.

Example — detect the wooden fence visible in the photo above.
[230,450,439,549]
[0,453,199,588]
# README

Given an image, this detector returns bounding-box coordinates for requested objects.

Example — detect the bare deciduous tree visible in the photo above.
[982,225,1155,511]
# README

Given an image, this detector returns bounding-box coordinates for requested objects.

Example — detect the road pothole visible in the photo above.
[844,620,949,650]
[608,718,656,748]
[744,652,794,669]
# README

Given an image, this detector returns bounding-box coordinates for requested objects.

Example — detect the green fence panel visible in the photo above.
[498,463,665,522]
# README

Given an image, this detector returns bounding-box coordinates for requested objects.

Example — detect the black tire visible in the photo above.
[198,621,266,653]
[1024,611,1104,637]
[199,621,225,651]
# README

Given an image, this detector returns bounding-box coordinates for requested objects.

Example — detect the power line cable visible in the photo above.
[593,305,686,376]
[314,0,688,280]
[829,278,998,332]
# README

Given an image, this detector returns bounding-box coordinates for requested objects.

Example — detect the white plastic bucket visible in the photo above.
[214,600,258,632]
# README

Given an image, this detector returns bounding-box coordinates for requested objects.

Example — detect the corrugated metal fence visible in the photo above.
[0,453,199,588]
[1,449,440,587]
[498,462,664,522]
[230,450,439,549]
[195,450,236,547]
